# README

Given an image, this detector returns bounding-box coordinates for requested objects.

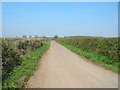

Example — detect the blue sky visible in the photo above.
[2,2,118,37]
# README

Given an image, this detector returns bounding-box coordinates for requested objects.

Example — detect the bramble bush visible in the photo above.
[1,39,45,82]
[14,39,44,55]
[1,39,22,81]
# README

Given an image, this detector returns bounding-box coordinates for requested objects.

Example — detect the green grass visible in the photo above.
[3,40,50,88]
[57,41,119,73]
[9,40,17,44]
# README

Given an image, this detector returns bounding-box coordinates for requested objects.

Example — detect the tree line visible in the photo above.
[21,35,58,39]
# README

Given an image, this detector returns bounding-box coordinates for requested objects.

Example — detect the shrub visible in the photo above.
[15,39,44,55]
[1,39,22,81]
[2,38,45,82]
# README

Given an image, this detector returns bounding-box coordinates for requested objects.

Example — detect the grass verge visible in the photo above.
[3,40,50,88]
[57,41,119,73]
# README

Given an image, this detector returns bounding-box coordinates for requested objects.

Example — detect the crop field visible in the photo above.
[0,38,50,88]
[56,37,119,73]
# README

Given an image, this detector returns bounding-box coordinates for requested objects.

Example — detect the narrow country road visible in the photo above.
[26,41,118,88]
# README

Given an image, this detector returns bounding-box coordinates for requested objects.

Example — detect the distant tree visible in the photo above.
[23,35,27,38]
[54,35,58,39]
[43,36,46,38]
[29,35,32,38]
[35,35,39,38]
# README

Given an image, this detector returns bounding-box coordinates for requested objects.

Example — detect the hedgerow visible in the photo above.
[1,39,45,82]
[14,39,44,55]
[2,39,22,81]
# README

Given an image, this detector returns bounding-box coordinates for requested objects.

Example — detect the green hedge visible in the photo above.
[1,39,22,81]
